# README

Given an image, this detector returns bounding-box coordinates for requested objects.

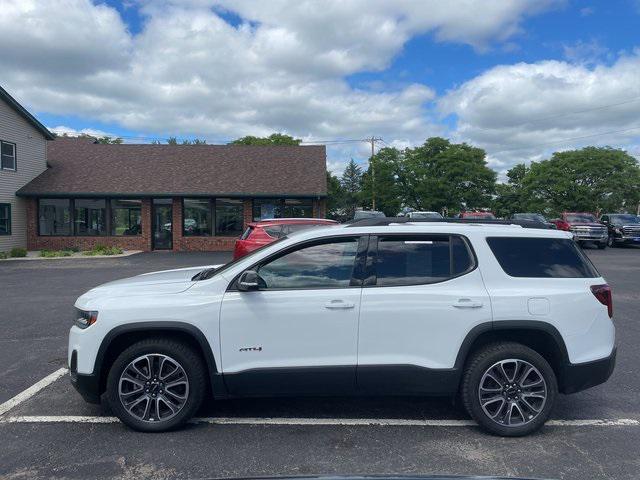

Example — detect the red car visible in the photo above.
[550,212,608,249]
[233,218,339,259]
[459,211,496,219]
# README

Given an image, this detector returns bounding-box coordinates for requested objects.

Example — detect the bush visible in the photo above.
[10,247,27,258]
[68,246,80,253]
[83,245,123,256]
[0,251,7,260]
[40,249,73,258]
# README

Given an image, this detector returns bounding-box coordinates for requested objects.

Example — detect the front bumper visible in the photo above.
[613,235,640,244]
[69,349,101,404]
[559,347,616,394]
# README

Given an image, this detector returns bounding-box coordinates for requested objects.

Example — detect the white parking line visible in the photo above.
[0,368,68,416]
[0,415,638,427]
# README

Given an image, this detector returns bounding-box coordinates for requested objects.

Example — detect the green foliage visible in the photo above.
[325,171,344,220]
[181,138,207,145]
[361,147,403,216]
[96,136,123,144]
[10,247,27,258]
[229,133,302,146]
[83,245,123,256]
[0,251,8,260]
[40,249,73,257]
[340,158,363,219]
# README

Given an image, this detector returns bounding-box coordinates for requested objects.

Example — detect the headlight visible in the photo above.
[614,228,622,234]
[75,309,98,329]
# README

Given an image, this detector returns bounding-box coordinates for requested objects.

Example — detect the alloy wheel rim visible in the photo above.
[118,353,189,423]
[478,358,547,427]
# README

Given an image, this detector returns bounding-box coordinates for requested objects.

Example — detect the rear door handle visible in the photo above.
[452,298,483,308]
[325,300,355,309]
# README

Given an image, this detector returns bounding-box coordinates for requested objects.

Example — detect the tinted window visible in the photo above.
[257,238,359,289]
[216,198,244,236]
[487,237,598,278]
[452,235,473,275]
[0,204,10,235]
[375,235,451,287]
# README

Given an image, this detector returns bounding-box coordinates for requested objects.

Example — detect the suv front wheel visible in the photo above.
[461,342,557,436]
[106,338,206,432]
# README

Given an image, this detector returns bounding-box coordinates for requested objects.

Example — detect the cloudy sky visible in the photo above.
[2,0,640,176]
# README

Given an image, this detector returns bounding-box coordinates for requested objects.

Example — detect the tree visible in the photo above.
[361,147,403,216]
[325,171,344,220]
[492,163,539,217]
[95,136,123,144]
[523,146,640,216]
[167,137,178,145]
[229,133,302,146]
[340,158,363,218]
[400,137,496,214]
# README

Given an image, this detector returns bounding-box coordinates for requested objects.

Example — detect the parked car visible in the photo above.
[510,213,556,229]
[550,212,607,249]
[600,213,640,247]
[405,211,443,219]
[69,221,615,436]
[459,211,496,219]
[352,210,386,221]
[233,218,338,259]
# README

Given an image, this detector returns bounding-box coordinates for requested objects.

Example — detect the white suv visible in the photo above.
[68,220,616,436]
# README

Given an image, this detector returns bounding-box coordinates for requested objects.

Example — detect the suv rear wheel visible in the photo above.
[461,342,557,436]
[106,338,206,432]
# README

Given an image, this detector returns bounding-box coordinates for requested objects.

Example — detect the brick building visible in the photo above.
[17,137,327,252]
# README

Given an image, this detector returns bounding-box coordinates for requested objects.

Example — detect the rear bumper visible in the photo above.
[559,347,616,394]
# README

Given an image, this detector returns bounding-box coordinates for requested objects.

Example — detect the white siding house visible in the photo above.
[0,86,54,252]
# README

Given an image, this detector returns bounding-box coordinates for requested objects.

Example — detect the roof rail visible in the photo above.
[345,217,555,229]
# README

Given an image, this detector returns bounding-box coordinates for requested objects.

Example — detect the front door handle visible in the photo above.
[325,300,355,309]
[452,298,483,308]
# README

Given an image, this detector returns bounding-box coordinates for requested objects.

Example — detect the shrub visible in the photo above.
[40,249,73,258]
[83,245,123,256]
[68,246,80,253]
[0,251,7,260]
[10,247,27,258]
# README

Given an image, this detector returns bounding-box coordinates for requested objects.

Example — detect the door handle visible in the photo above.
[324,300,355,309]
[452,298,483,308]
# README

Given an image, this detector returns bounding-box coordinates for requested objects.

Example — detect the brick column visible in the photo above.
[141,198,153,251]
[172,197,183,251]
[242,199,253,228]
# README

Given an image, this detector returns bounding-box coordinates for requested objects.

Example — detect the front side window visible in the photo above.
[257,238,359,289]
[183,198,211,236]
[111,199,142,235]
[74,199,106,235]
[216,198,243,236]
[1,141,16,170]
[487,237,599,278]
[39,199,71,235]
[0,204,10,235]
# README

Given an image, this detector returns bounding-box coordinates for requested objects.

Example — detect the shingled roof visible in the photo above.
[17,138,327,198]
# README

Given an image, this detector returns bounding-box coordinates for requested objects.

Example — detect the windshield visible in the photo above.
[513,213,547,222]
[354,210,385,219]
[566,213,598,223]
[410,212,442,218]
[465,212,495,219]
[610,214,640,224]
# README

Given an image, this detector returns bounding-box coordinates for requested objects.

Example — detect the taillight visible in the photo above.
[557,221,570,231]
[590,284,613,318]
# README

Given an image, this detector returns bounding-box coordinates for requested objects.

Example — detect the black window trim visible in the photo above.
[364,233,478,288]
[0,140,17,171]
[0,203,11,235]
[227,234,366,292]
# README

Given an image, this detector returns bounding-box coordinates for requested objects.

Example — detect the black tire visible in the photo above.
[106,338,207,432]
[607,235,614,248]
[461,342,557,437]
[598,241,607,250]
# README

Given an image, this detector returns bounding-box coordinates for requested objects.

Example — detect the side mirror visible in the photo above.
[237,270,264,291]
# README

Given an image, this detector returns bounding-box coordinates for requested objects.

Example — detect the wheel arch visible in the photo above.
[94,322,222,398]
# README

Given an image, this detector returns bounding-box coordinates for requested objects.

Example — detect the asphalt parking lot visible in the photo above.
[1,247,639,479]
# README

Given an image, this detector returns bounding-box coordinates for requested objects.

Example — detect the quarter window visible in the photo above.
[0,204,10,235]
[257,238,359,289]
[1,141,16,170]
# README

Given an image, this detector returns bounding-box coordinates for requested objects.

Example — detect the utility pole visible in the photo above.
[364,136,383,210]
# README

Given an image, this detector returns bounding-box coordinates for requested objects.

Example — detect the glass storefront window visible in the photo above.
[216,198,243,236]
[283,199,312,218]
[39,199,72,235]
[74,199,106,235]
[253,198,313,221]
[183,198,211,236]
[111,199,142,235]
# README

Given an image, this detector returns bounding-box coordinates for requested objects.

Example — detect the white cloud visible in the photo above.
[440,51,640,175]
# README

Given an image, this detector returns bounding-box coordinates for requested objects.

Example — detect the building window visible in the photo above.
[183,198,212,236]
[253,198,313,221]
[0,204,10,235]
[111,199,142,235]
[1,141,16,171]
[39,199,71,235]
[216,198,243,236]
[74,199,106,235]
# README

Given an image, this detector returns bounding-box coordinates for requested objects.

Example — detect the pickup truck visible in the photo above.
[600,213,640,247]
[550,212,607,249]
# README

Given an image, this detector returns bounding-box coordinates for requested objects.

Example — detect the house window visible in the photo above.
[111,199,142,235]
[0,204,10,235]
[1,141,16,171]
[74,199,106,235]
[183,198,212,236]
[216,198,243,236]
[252,198,313,221]
[39,199,71,235]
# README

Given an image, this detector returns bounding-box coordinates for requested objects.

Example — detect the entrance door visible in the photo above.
[152,199,173,250]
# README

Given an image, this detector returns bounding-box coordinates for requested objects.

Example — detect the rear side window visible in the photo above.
[263,226,284,238]
[373,235,475,287]
[487,237,599,278]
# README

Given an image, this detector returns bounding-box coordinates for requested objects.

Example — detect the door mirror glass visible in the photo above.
[237,270,264,291]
